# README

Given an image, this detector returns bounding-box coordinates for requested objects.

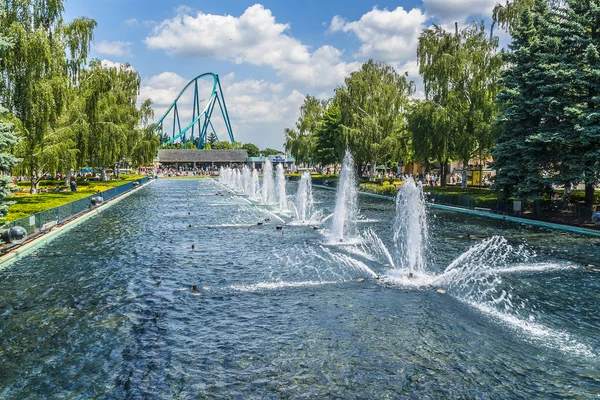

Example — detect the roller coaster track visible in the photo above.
[152,73,234,148]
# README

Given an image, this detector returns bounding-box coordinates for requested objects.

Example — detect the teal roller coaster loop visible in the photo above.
[152,72,235,148]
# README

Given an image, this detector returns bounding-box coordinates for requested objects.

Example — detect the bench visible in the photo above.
[474,207,493,213]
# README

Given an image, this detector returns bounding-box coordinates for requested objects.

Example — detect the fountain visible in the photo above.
[242,166,251,195]
[294,171,314,223]
[392,177,427,277]
[251,169,260,200]
[276,163,288,212]
[261,159,275,205]
[330,150,358,242]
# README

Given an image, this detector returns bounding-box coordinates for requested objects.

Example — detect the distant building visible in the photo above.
[247,155,296,169]
[156,149,248,168]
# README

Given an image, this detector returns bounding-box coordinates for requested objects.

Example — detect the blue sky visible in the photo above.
[64,0,499,149]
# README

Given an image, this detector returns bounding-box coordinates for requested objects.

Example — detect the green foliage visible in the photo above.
[212,141,233,150]
[284,95,326,164]
[6,174,145,221]
[493,0,536,31]
[261,148,283,156]
[0,0,97,193]
[0,105,20,216]
[359,182,399,196]
[335,59,414,179]
[207,132,217,147]
[242,142,260,157]
[491,0,600,209]
[414,22,501,185]
[314,104,343,166]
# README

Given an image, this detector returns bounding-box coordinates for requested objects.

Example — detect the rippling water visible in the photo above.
[1,179,599,398]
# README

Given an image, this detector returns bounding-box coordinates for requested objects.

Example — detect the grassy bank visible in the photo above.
[5,175,146,222]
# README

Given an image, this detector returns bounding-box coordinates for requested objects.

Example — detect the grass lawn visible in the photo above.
[4,175,146,222]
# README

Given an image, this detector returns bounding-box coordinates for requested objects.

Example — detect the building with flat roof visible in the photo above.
[157,149,248,167]
[247,155,296,169]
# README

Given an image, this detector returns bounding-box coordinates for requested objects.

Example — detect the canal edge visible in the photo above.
[312,184,600,238]
[0,180,155,270]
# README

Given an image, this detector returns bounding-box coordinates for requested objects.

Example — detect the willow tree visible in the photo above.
[335,60,414,180]
[129,99,160,168]
[0,0,96,193]
[77,60,141,179]
[493,0,537,31]
[416,22,501,184]
[407,100,455,181]
[283,95,326,166]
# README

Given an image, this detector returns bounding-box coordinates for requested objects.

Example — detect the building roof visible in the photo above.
[247,156,296,162]
[157,149,248,163]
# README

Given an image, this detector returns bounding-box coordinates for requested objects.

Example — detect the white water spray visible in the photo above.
[294,171,314,223]
[276,163,288,211]
[261,159,275,205]
[393,177,428,276]
[330,151,358,241]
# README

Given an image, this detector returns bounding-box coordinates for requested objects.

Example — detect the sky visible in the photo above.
[64,0,500,150]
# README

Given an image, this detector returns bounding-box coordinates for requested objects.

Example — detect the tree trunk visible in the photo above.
[370,160,376,181]
[533,199,542,218]
[30,172,41,194]
[101,167,107,182]
[440,161,448,187]
[462,160,469,188]
[584,183,595,209]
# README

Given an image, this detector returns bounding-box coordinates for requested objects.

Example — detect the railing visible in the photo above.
[425,191,599,228]
[1,177,149,248]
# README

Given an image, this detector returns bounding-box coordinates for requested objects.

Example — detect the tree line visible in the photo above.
[284,0,600,209]
[0,0,159,194]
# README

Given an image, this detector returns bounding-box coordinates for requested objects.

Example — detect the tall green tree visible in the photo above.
[492,1,564,206]
[335,60,414,180]
[0,0,96,192]
[242,142,260,157]
[283,95,326,165]
[407,100,453,179]
[0,35,20,217]
[314,103,343,168]
[130,99,160,168]
[77,59,141,179]
[207,132,217,147]
[416,22,501,184]
[0,107,20,217]
[493,0,537,31]
[556,0,600,207]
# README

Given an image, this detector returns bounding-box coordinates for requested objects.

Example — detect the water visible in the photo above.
[0,178,599,398]
[392,177,428,277]
[275,163,288,212]
[261,159,275,205]
[330,151,358,242]
[292,171,314,224]
[250,169,260,200]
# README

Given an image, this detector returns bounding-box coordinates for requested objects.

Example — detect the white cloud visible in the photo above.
[100,59,136,72]
[144,4,359,88]
[423,0,496,23]
[329,15,347,33]
[124,18,138,27]
[93,40,133,57]
[330,7,427,64]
